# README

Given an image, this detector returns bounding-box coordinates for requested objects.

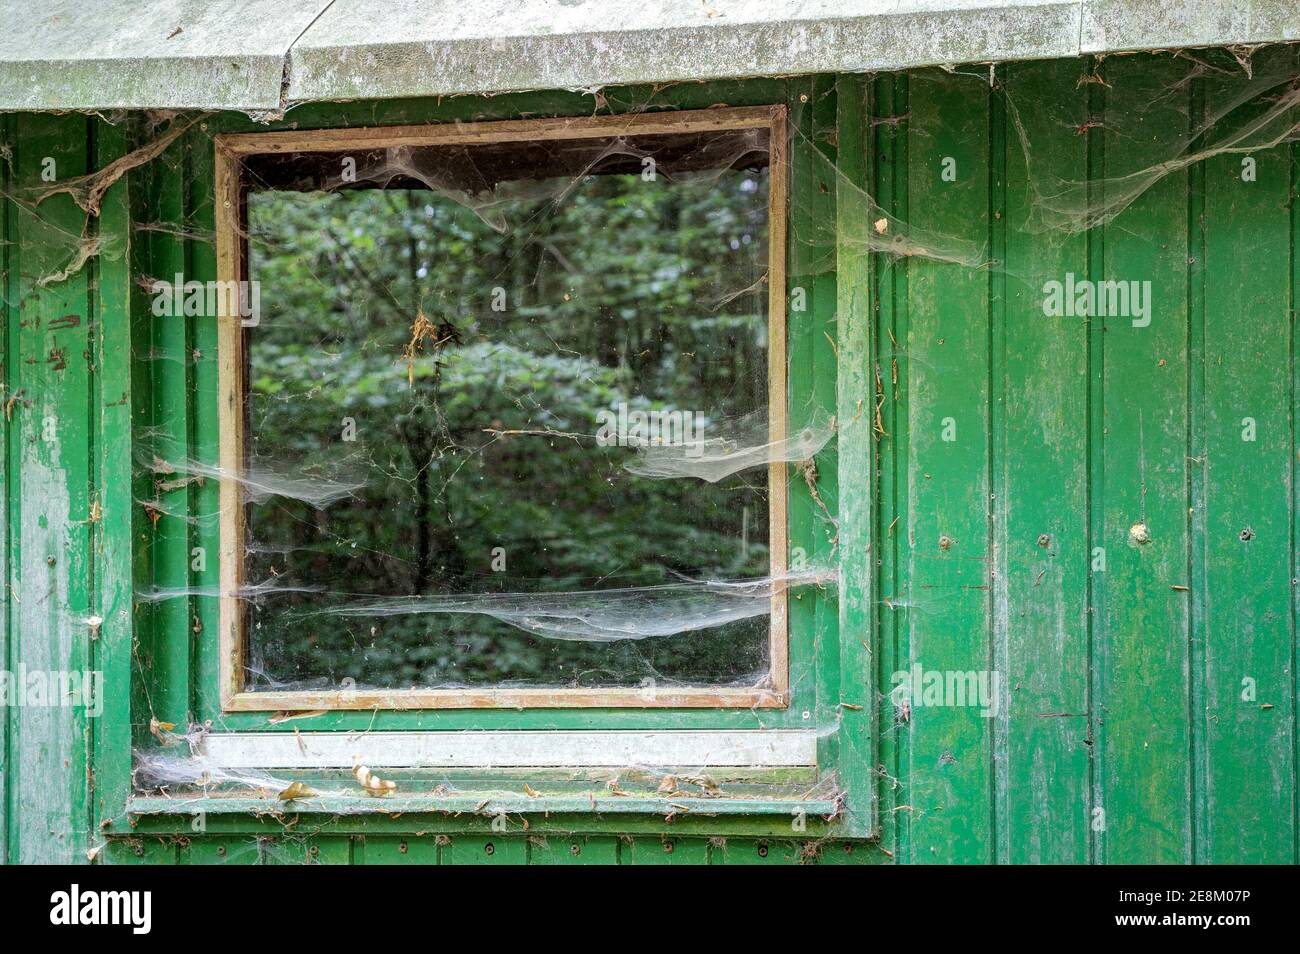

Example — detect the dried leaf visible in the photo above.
[352,761,397,796]
[148,718,178,742]
[277,781,316,801]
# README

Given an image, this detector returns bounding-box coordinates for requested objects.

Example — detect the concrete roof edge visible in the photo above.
[3,1,1300,113]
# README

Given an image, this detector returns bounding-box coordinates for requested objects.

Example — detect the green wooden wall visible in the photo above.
[859,50,1297,865]
[2,48,1298,864]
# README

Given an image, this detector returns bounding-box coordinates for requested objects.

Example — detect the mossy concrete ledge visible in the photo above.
[3,0,1300,113]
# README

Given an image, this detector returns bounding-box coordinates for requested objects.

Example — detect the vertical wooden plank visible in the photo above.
[355,835,439,864]
[816,840,884,864]
[441,834,526,865]
[987,68,1010,867]
[262,835,353,864]
[177,836,261,864]
[128,120,158,760]
[1097,55,1192,864]
[904,68,994,864]
[91,115,138,837]
[11,114,95,863]
[1083,66,1108,868]
[1198,47,1297,863]
[102,837,178,865]
[1293,108,1300,872]
[317,835,357,864]
[873,72,910,863]
[709,838,805,864]
[1,111,12,864]
[786,77,840,760]
[529,834,618,864]
[834,73,877,839]
[146,132,194,730]
[620,836,710,864]
[187,124,223,717]
[997,60,1092,863]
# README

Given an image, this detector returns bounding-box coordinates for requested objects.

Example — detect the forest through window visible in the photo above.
[222,115,803,703]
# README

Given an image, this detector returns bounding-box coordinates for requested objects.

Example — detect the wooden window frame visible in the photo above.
[212,105,791,712]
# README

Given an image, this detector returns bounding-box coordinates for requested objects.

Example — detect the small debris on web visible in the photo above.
[352,760,398,796]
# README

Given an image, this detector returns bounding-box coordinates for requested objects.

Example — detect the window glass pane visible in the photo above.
[238,124,778,693]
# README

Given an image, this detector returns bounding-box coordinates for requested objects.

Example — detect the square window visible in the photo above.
[214,107,794,710]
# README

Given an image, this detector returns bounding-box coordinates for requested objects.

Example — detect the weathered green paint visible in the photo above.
[146,127,196,735]
[92,115,139,849]
[1196,44,1298,864]
[3,114,99,863]
[870,69,911,865]
[3,49,1300,863]
[1097,54,1194,864]
[902,68,996,863]
[997,58,1091,865]
[833,72,878,837]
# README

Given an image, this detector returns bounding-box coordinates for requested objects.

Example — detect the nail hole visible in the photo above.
[1239,527,1254,542]
[1037,533,1051,548]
